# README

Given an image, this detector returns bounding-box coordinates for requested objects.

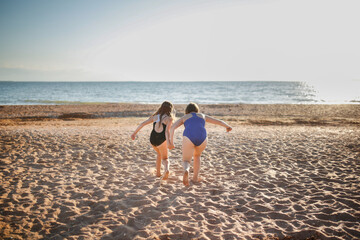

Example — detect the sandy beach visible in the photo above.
[0,104,359,239]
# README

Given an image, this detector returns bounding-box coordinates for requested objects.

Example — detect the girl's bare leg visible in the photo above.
[152,145,162,177]
[157,141,170,180]
[182,136,195,186]
[193,139,207,183]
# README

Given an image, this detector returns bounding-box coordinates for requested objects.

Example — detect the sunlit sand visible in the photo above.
[1,104,359,239]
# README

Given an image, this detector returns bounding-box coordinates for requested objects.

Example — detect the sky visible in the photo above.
[0,0,360,84]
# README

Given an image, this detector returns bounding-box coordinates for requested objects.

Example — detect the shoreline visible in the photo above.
[1,103,359,126]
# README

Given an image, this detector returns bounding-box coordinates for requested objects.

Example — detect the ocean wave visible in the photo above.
[23,100,110,105]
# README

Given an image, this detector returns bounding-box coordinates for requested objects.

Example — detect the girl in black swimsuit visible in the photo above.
[150,117,167,146]
[131,101,175,179]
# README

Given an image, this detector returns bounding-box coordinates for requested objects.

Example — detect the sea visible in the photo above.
[0,81,359,105]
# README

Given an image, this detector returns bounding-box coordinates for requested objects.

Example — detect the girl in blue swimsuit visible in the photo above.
[169,102,232,186]
[131,101,175,179]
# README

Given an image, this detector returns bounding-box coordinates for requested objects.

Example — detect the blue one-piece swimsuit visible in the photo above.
[183,113,207,146]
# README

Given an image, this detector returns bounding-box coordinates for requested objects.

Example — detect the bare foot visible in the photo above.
[162,170,170,180]
[183,170,189,186]
[156,173,162,177]
[192,177,202,183]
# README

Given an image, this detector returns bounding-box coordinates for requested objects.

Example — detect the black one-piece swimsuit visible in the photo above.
[150,122,166,146]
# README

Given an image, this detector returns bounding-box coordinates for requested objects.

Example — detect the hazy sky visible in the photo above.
[1,0,359,83]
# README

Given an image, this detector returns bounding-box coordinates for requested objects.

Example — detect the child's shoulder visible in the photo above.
[161,114,173,123]
[197,113,206,119]
[183,113,193,119]
[151,114,159,122]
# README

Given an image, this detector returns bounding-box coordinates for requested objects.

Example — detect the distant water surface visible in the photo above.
[0,81,359,105]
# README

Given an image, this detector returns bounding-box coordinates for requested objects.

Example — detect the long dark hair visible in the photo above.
[153,101,174,124]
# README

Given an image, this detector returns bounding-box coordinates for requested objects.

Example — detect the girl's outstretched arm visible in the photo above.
[205,115,232,132]
[169,117,185,148]
[131,116,154,140]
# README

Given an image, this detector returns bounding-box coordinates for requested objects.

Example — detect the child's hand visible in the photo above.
[168,143,175,150]
[131,133,136,140]
[226,126,232,132]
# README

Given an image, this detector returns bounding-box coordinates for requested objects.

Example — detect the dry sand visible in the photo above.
[0,104,359,239]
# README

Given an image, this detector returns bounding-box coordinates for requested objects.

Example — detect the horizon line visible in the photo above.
[0,80,310,83]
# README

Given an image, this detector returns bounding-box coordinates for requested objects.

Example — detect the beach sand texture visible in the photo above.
[1,104,360,239]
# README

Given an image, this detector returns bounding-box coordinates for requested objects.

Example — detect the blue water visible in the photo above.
[0,81,359,105]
